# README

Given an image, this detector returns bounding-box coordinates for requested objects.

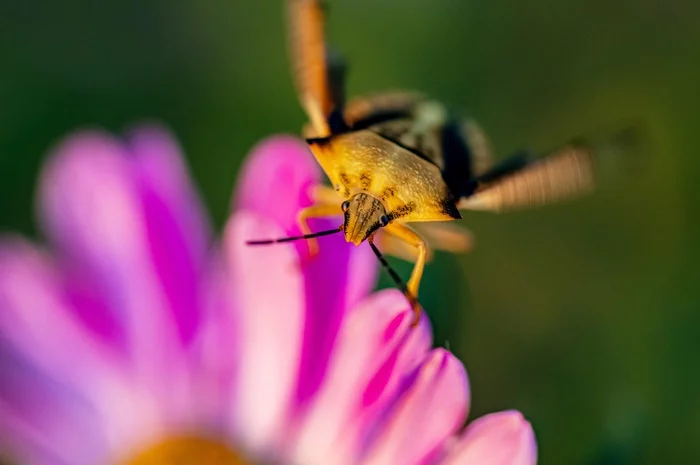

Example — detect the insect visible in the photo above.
[248,0,635,325]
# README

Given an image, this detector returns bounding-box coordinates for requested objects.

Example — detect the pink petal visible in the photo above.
[0,238,126,394]
[0,239,165,454]
[362,349,470,465]
[233,136,378,407]
[127,124,213,345]
[189,253,239,427]
[288,290,431,465]
[0,349,108,465]
[441,411,537,465]
[225,212,305,455]
[234,135,320,228]
[37,129,201,400]
[293,228,378,406]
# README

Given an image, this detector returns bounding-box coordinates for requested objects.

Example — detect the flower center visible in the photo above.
[122,435,250,465]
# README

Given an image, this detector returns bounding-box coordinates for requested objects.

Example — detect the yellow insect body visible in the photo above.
[247,0,636,325]
[308,131,460,226]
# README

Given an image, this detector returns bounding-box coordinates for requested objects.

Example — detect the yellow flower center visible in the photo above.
[122,435,250,465]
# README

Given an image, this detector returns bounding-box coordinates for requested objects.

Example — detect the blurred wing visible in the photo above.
[458,144,595,212]
[461,119,494,178]
[326,47,347,113]
[344,91,426,129]
[287,0,335,137]
[459,126,643,212]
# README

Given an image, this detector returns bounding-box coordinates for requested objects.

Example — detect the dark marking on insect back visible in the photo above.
[442,199,462,219]
[389,201,416,220]
[381,186,397,199]
[360,172,372,189]
[338,172,351,196]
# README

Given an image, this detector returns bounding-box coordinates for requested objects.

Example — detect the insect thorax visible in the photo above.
[307,129,461,223]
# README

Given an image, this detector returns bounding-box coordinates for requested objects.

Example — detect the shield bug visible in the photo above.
[248,0,638,325]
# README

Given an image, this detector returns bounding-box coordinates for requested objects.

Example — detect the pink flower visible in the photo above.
[0,125,537,465]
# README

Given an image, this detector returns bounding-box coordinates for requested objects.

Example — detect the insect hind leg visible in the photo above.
[381,223,429,326]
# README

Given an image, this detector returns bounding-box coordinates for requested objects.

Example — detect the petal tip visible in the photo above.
[39,129,127,189]
[252,134,312,158]
[490,410,536,441]
[125,122,182,156]
[244,135,316,178]
[234,135,319,221]
[47,129,120,162]
[505,411,538,463]
[125,120,174,138]
[451,410,537,465]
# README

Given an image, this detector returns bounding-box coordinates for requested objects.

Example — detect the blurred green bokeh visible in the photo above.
[1,1,698,464]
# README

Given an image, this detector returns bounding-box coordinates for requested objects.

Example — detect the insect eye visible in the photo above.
[341,200,351,212]
[379,215,390,227]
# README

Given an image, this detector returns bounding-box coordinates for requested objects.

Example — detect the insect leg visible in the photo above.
[377,222,471,262]
[382,223,429,325]
[293,184,345,257]
[297,203,343,257]
[411,222,473,255]
[308,184,343,205]
[375,230,434,263]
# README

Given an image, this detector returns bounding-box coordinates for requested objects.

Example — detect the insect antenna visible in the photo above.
[246,225,342,246]
[368,239,421,312]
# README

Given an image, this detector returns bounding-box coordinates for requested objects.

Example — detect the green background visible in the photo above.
[1,1,698,464]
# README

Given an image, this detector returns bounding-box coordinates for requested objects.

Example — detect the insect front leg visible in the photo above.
[297,203,342,257]
[382,223,429,325]
[308,184,344,205]
[297,185,345,257]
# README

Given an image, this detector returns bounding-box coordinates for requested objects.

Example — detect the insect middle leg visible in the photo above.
[382,223,429,325]
[377,222,473,263]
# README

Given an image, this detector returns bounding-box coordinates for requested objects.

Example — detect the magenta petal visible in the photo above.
[38,131,140,281]
[0,238,127,391]
[36,130,200,391]
[441,411,537,465]
[0,346,109,465]
[234,136,379,407]
[288,290,431,465]
[362,349,470,465]
[190,252,239,428]
[234,136,320,227]
[127,125,212,345]
[0,239,162,454]
[294,226,378,405]
[0,239,162,462]
[225,212,306,455]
